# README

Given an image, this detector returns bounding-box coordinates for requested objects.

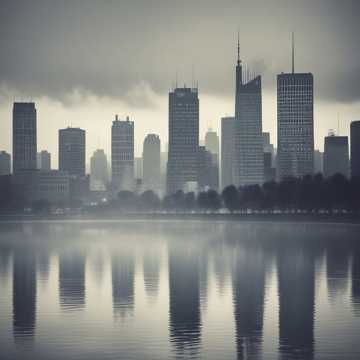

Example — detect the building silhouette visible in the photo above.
[263,132,276,182]
[0,151,11,175]
[13,251,37,343]
[12,102,37,173]
[314,150,323,174]
[142,134,161,193]
[232,246,265,359]
[90,149,108,191]
[205,129,219,190]
[37,150,51,170]
[277,35,314,180]
[167,87,199,194]
[59,127,86,177]
[59,252,86,310]
[198,146,218,190]
[111,115,134,192]
[350,120,360,178]
[323,133,349,178]
[233,41,264,186]
[221,116,235,190]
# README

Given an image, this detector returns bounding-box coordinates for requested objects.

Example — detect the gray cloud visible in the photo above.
[1,0,360,105]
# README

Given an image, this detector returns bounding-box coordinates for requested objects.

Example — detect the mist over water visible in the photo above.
[0,220,360,360]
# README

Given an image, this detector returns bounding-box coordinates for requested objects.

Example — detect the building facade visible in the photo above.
[323,134,349,178]
[59,127,85,177]
[90,149,108,191]
[233,48,264,186]
[167,87,199,194]
[221,117,235,190]
[314,150,323,174]
[351,120,360,178]
[277,73,314,179]
[143,134,161,193]
[111,115,134,192]
[12,102,37,173]
[0,151,11,175]
[37,150,51,170]
[198,146,218,191]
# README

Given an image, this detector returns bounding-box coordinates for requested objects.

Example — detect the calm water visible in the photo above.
[0,220,360,360]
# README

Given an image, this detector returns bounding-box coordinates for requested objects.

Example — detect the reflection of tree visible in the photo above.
[59,252,86,310]
[13,251,37,344]
[232,246,265,360]
[278,247,315,360]
[168,246,201,358]
[111,251,135,319]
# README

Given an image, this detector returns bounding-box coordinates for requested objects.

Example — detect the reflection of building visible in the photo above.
[37,150,51,170]
[13,252,37,342]
[232,247,265,359]
[13,102,37,173]
[167,87,199,194]
[59,253,86,310]
[168,247,201,357]
[111,115,134,192]
[143,251,161,301]
[59,127,86,177]
[352,250,360,316]
[111,253,135,318]
[90,149,108,191]
[277,248,315,359]
[221,117,235,189]
[323,134,349,178]
[0,151,11,175]
[143,134,161,192]
[350,121,360,178]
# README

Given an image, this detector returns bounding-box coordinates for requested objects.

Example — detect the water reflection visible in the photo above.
[352,250,360,316]
[143,249,161,302]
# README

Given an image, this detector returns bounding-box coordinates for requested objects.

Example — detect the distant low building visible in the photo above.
[198,146,218,191]
[0,151,11,175]
[90,149,108,191]
[37,150,51,170]
[323,134,349,178]
[314,150,323,174]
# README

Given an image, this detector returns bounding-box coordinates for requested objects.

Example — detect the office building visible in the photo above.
[0,151,11,175]
[167,87,199,194]
[233,41,264,186]
[205,129,219,156]
[37,150,51,170]
[323,134,349,178]
[351,120,360,178]
[90,149,108,190]
[12,102,37,173]
[277,37,314,179]
[221,117,235,190]
[198,146,217,191]
[111,115,134,191]
[314,150,323,174]
[143,134,161,192]
[59,127,85,177]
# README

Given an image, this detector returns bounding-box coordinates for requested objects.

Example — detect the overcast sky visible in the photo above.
[1,0,360,166]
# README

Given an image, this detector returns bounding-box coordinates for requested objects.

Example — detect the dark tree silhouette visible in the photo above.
[222,185,239,213]
[140,190,160,210]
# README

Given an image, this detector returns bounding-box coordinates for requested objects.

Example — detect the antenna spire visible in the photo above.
[237,31,241,65]
[292,32,295,73]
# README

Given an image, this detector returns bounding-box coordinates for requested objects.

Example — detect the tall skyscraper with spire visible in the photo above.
[277,34,314,179]
[233,36,264,186]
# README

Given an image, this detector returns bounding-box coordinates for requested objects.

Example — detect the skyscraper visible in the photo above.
[0,151,11,175]
[204,129,219,190]
[59,127,86,177]
[111,115,134,191]
[205,129,219,155]
[167,87,199,194]
[221,116,235,190]
[90,149,108,190]
[37,150,51,170]
[233,40,264,186]
[314,150,323,174]
[323,134,349,178]
[351,120,360,178]
[143,134,161,192]
[12,102,37,173]
[197,146,215,190]
[277,35,314,179]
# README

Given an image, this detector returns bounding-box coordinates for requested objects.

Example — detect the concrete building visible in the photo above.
[12,169,70,203]
[90,149,108,191]
[198,146,218,191]
[167,87,199,194]
[111,115,134,192]
[314,150,323,174]
[323,134,349,178]
[221,117,235,190]
[277,55,314,179]
[143,134,161,192]
[12,102,37,173]
[233,43,264,186]
[0,151,11,175]
[37,150,51,170]
[59,127,85,177]
[205,130,219,156]
[351,120,360,178]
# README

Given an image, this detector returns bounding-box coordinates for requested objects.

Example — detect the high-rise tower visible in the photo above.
[233,37,264,186]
